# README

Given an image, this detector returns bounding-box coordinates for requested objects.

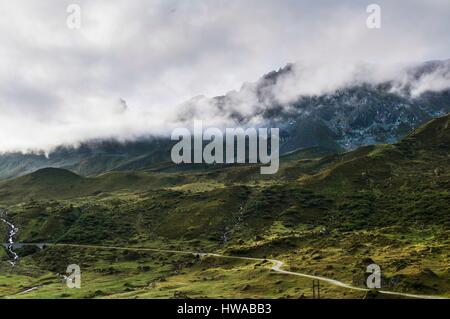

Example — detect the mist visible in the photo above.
[0,0,449,153]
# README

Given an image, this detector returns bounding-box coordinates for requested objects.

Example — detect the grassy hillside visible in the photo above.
[0,114,449,299]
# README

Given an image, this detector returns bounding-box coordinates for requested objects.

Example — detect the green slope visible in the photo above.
[0,114,449,299]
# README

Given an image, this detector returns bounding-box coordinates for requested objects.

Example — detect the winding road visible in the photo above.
[1,210,447,300]
[1,232,447,299]
[47,243,448,299]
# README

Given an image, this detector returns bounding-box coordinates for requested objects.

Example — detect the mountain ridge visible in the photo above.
[1,113,449,298]
[0,60,449,180]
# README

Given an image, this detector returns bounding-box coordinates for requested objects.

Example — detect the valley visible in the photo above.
[0,114,449,299]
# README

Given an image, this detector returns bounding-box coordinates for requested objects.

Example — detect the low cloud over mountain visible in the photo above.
[1,0,450,152]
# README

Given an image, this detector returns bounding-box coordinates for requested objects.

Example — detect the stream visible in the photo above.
[221,205,244,246]
[1,215,19,266]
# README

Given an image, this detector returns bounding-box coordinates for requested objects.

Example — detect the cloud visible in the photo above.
[0,0,449,152]
[408,62,450,97]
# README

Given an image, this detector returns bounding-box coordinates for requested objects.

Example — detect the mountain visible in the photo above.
[3,112,447,203]
[0,138,174,180]
[2,113,448,241]
[0,113,448,298]
[0,60,449,180]
[182,60,450,152]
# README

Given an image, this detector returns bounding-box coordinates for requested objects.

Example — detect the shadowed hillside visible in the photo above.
[0,114,449,299]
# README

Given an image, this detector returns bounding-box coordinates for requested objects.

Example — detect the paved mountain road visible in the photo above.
[45,243,448,299]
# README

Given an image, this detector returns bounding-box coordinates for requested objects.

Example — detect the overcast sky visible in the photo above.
[0,0,449,152]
